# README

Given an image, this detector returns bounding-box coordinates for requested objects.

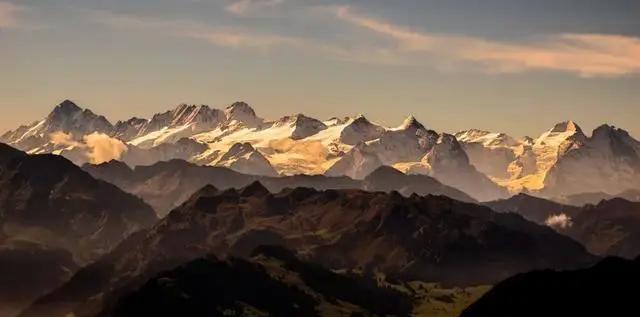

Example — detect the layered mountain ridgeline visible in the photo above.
[563,198,640,258]
[456,121,640,198]
[105,246,413,317]
[2,100,507,201]
[0,241,77,317]
[552,189,640,206]
[20,184,595,317]
[83,160,476,217]
[0,143,157,262]
[486,193,640,259]
[0,143,157,316]
[461,256,640,317]
[485,193,581,225]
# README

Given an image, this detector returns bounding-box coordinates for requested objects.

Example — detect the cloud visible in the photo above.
[83,132,128,164]
[91,10,405,65]
[0,1,21,29]
[545,213,573,230]
[49,131,128,164]
[332,6,640,77]
[49,132,83,148]
[225,0,284,15]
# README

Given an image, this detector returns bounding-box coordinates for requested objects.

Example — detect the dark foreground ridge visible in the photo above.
[20,182,595,317]
[461,255,640,317]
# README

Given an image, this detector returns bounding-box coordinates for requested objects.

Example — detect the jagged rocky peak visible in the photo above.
[224,142,256,157]
[216,142,278,177]
[424,133,470,169]
[44,99,113,134]
[397,115,426,131]
[591,124,636,142]
[287,114,328,140]
[240,180,271,197]
[170,104,225,127]
[455,129,519,147]
[339,114,386,145]
[225,101,261,125]
[550,120,583,134]
[49,99,83,117]
[113,117,149,140]
[365,165,405,180]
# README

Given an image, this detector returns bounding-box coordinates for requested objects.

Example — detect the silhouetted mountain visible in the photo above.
[82,160,476,217]
[21,185,595,317]
[461,256,640,317]
[0,241,78,317]
[563,198,640,258]
[104,246,413,317]
[553,189,640,206]
[0,143,157,262]
[487,193,640,258]
[485,193,581,224]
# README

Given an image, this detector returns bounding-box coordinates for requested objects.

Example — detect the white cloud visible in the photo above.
[225,0,284,15]
[332,5,640,77]
[0,1,21,29]
[91,10,406,65]
[545,213,573,230]
[49,131,128,164]
[83,132,128,164]
[91,6,640,77]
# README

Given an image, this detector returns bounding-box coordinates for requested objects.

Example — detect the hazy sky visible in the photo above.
[1,0,639,138]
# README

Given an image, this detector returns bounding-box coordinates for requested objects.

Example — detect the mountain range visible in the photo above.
[82,159,476,217]
[19,181,594,317]
[3,99,640,317]
[461,256,640,317]
[4,100,640,201]
[0,144,157,316]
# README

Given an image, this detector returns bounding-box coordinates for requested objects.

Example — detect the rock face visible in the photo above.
[461,256,640,317]
[82,159,477,217]
[20,184,595,317]
[0,143,157,262]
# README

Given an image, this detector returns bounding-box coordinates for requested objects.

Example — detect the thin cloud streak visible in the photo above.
[333,6,640,77]
[92,10,409,65]
[225,0,284,15]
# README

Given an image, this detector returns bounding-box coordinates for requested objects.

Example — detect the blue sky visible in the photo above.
[1,0,639,138]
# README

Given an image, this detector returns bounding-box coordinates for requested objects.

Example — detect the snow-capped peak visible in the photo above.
[49,99,83,117]
[535,120,586,148]
[169,104,225,127]
[455,129,519,148]
[44,100,113,134]
[397,115,425,131]
[339,115,386,145]
[215,142,278,177]
[550,120,582,134]
[225,102,261,126]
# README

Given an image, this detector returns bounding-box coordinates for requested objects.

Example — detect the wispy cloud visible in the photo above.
[225,0,284,15]
[91,5,640,77]
[333,6,640,77]
[92,10,406,65]
[0,1,22,29]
